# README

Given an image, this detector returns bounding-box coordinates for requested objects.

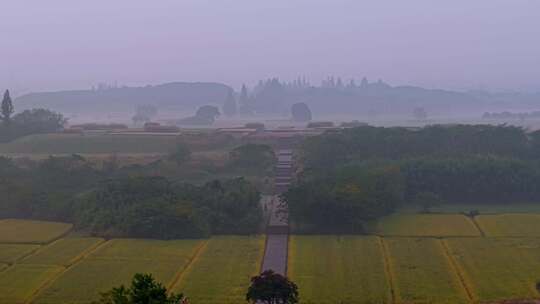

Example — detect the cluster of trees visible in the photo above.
[98,270,299,304]
[284,125,540,232]
[178,105,220,125]
[0,90,66,142]
[0,154,262,239]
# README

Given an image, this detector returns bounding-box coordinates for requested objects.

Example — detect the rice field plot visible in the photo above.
[0,219,72,244]
[374,214,481,237]
[288,235,392,304]
[0,244,40,264]
[475,214,540,237]
[384,237,469,304]
[172,236,265,304]
[445,238,540,302]
[0,264,63,304]
[0,264,6,272]
[22,238,104,266]
[33,239,203,304]
[90,238,202,261]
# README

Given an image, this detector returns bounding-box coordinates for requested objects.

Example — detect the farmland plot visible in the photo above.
[374,214,480,237]
[22,238,104,266]
[0,219,72,244]
[33,239,203,304]
[173,236,264,304]
[475,214,540,237]
[445,238,540,302]
[288,235,392,304]
[384,238,469,304]
[0,244,39,264]
[0,264,62,304]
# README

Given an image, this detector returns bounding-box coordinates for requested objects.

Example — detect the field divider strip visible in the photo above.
[168,239,209,291]
[65,238,107,267]
[439,239,475,304]
[25,239,112,304]
[378,237,396,304]
[469,217,486,237]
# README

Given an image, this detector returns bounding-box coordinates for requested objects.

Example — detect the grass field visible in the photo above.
[172,236,265,304]
[0,244,40,264]
[34,239,204,304]
[445,238,540,302]
[475,214,540,237]
[90,238,203,261]
[0,132,237,155]
[22,238,104,266]
[384,238,469,304]
[0,219,72,244]
[288,235,392,304]
[373,214,481,237]
[0,264,63,304]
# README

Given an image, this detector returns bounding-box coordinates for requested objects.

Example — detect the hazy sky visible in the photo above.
[2,0,540,95]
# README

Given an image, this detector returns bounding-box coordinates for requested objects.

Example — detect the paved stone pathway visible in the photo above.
[260,149,293,275]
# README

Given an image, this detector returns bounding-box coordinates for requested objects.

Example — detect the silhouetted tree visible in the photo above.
[246,270,299,304]
[222,89,237,117]
[238,84,253,115]
[1,90,14,125]
[291,103,312,122]
[95,273,186,304]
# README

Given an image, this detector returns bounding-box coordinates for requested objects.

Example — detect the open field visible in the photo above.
[33,239,204,304]
[475,214,540,237]
[288,235,392,304]
[384,238,470,304]
[0,264,63,304]
[373,214,481,237]
[0,219,72,244]
[172,236,265,304]
[90,238,203,261]
[0,244,40,264]
[0,132,237,155]
[445,238,540,302]
[21,238,104,266]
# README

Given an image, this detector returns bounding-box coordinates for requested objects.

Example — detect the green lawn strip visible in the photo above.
[373,214,481,237]
[172,236,265,304]
[384,237,470,304]
[288,235,392,304]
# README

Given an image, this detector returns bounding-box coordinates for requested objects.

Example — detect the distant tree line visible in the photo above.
[284,125,540,232]
[0,89,67,142]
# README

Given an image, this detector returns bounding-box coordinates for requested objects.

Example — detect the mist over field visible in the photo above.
[3,2,540,304]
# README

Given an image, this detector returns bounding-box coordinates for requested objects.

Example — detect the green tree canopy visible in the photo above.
[94,273,186,304]
[1,90,14,125]
[246,270,299,304]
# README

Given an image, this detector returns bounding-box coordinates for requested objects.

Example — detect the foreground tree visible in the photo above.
[1,90,14,125]
[94,273,186,304]
[246,270,299,304]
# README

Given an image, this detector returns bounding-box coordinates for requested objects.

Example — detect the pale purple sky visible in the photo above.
[2,0,540,95]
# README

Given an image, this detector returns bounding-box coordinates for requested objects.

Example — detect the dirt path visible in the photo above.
[260,149,293,275]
